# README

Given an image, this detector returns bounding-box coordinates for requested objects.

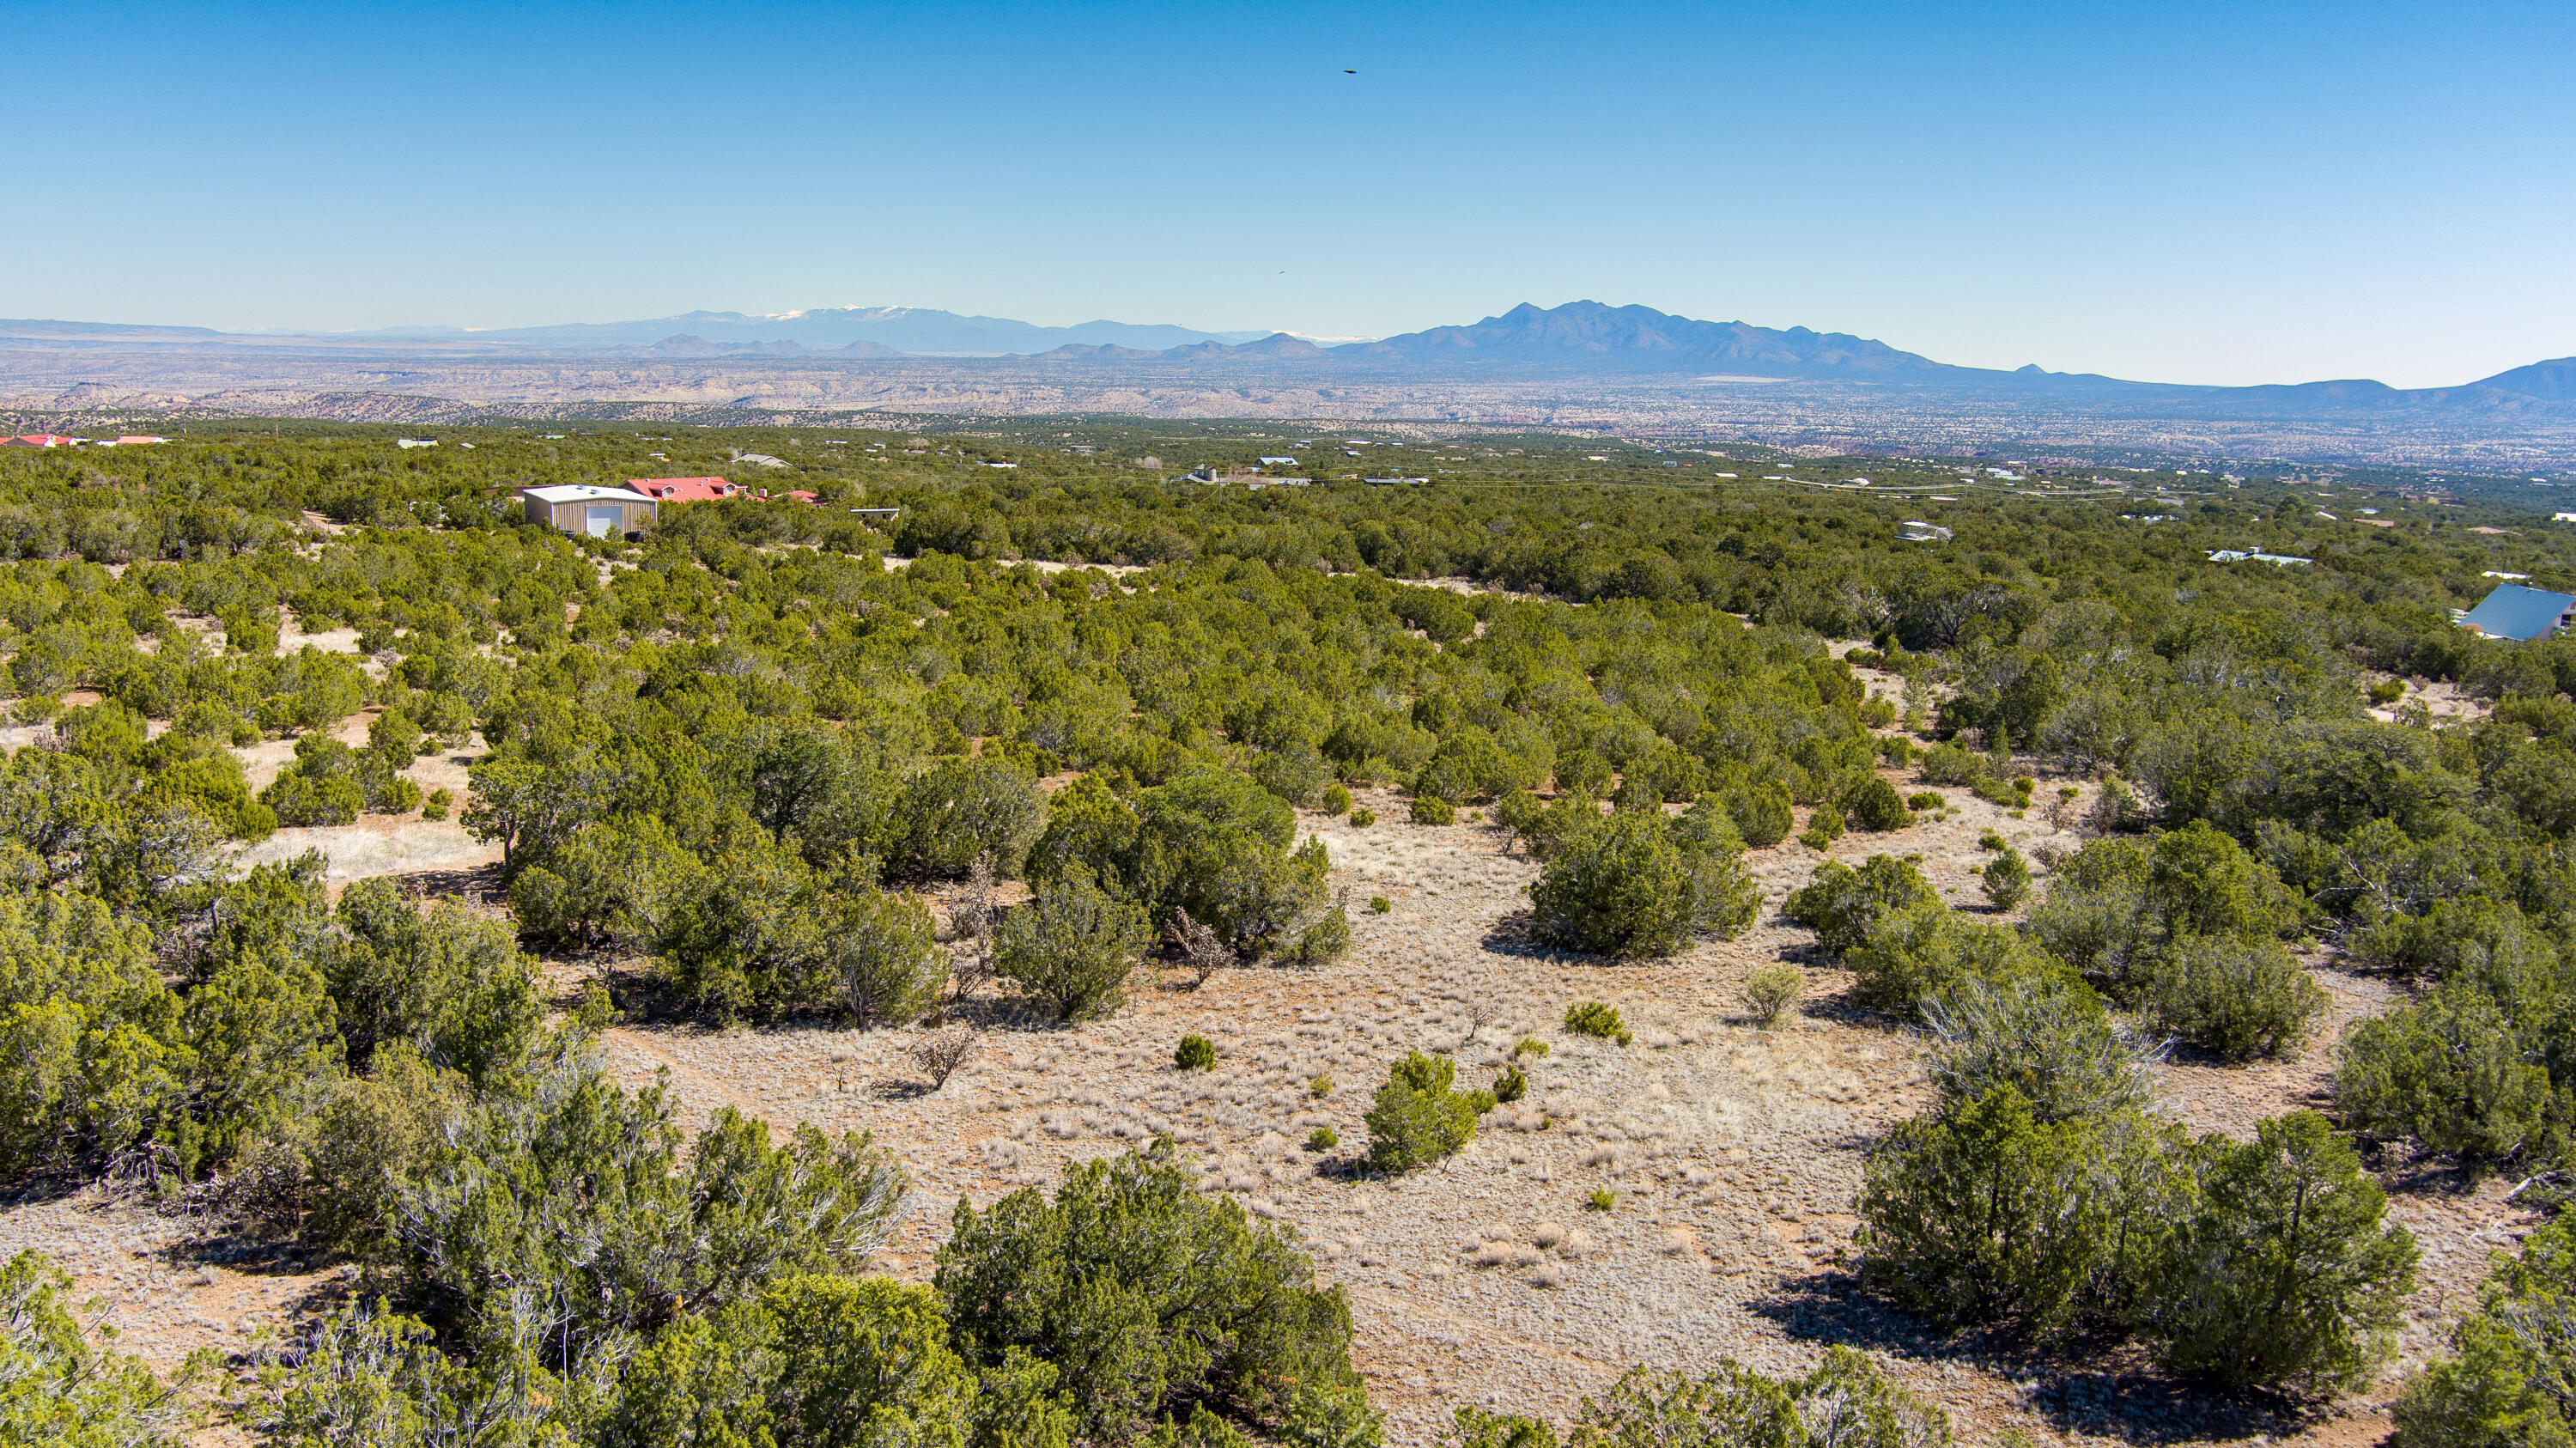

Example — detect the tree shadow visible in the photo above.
[162,1232,329,1279]
[1751,1269,2326,1446]
[1477,910,1591,964]
[392,859,508,906]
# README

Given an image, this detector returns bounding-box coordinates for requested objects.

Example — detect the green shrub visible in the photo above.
[1917,742,1988,787]
[1176,1034,1217,1071]
[321,878,543,1086]
[1492,1063,1528,1103]
[2024,864,2165,995]
[2026,825,2306,1011]
[0,1250,209,1446]
[1906,791,1943,811]
[2142,934,2327,1062]
[1564,1001,1629,1043]
[1552,749,1613,796]
[1848,901,2068,1018]
[1982,848,2032,910]
[1321,784,1353,816]
[1859,1086,2181,1336]
[390,1053,907,1384]
[2354,896,2556,981]
[1922,973,2150,1123]
[1508,789,1614,861]
[1410,794,1456,825]
[1305,1126,1339,1152]
[1309,1075,1334,1098]
[891,756,1046,879]
[2336,958,2569,1165]
[1740,964,1802,1026]
[421,786,453,820]
[822,886,948,1027]
[1586,1188,1617,1212]
[2146,820,2305,939]
[1727,782,1794,849]
[1349,808,1376,828]
[1366,895,1391,914]
[1841,774,1911,832]
[1528,810,1757,957]
[227,1047,458,1260]
[2147,1111,2419,1392]
[1364,1050,1481,1171]
[0,889,190,1177]
[605,1274,1072,1448]
[260,767,366,827]
[1252,744,1330,808]
[1559,1351,1949,1448]
[1273,899,1352,969]
[937,1148,1365,1442]
[2370,678,2408,706]
[1859,1092,2417,1384]
[995,872,1151,1022]
[1786,855,1939,958]
[2392,1219,2576,1448]
[1036,769,1334,961]
[1971,775,2026,807]
[1798,801,1846,850]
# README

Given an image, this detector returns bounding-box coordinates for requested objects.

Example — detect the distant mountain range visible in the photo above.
[1,300,2569,434]
[336,306,1276,356]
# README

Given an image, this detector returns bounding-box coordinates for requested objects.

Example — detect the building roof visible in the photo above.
[3,435,77,447]
[525,484,655,504]
[2463,582,2576,642]
[625,477,740,502]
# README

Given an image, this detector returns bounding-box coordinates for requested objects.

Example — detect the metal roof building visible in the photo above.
[521,484,657,538]
[2462,582,2576,642]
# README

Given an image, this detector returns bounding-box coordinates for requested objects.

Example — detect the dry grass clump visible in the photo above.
[1739,964,1803,1026]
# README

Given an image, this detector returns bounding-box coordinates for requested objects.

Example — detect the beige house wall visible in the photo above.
[522,492,656,535]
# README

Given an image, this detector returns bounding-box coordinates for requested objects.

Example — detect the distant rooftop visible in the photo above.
[2463,582,2576,642]
[525,484,653,504]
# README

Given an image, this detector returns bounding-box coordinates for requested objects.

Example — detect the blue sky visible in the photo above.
[4,1,2570,387]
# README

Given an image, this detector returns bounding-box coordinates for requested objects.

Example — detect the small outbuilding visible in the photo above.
[521,484,657,538]
[2461,582,2576,642]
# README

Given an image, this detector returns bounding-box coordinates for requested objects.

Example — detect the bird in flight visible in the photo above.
[1345,69,1357,74]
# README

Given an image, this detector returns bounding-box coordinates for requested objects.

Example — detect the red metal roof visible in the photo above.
[624,476,741,502]
[4,435,77,447]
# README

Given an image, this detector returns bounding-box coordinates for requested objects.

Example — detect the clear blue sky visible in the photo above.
[5,1,2571,387]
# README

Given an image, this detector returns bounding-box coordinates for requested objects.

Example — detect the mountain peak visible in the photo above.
[1341,300,1947,378]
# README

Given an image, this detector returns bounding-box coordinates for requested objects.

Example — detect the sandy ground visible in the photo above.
[0,684,2538,1447]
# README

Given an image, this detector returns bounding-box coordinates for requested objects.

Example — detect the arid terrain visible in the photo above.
[8,336,2574,467]
[0,658,2533,1446]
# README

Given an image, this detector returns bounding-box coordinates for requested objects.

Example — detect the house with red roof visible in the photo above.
[3,435,79,447]
[625,477,744,502]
